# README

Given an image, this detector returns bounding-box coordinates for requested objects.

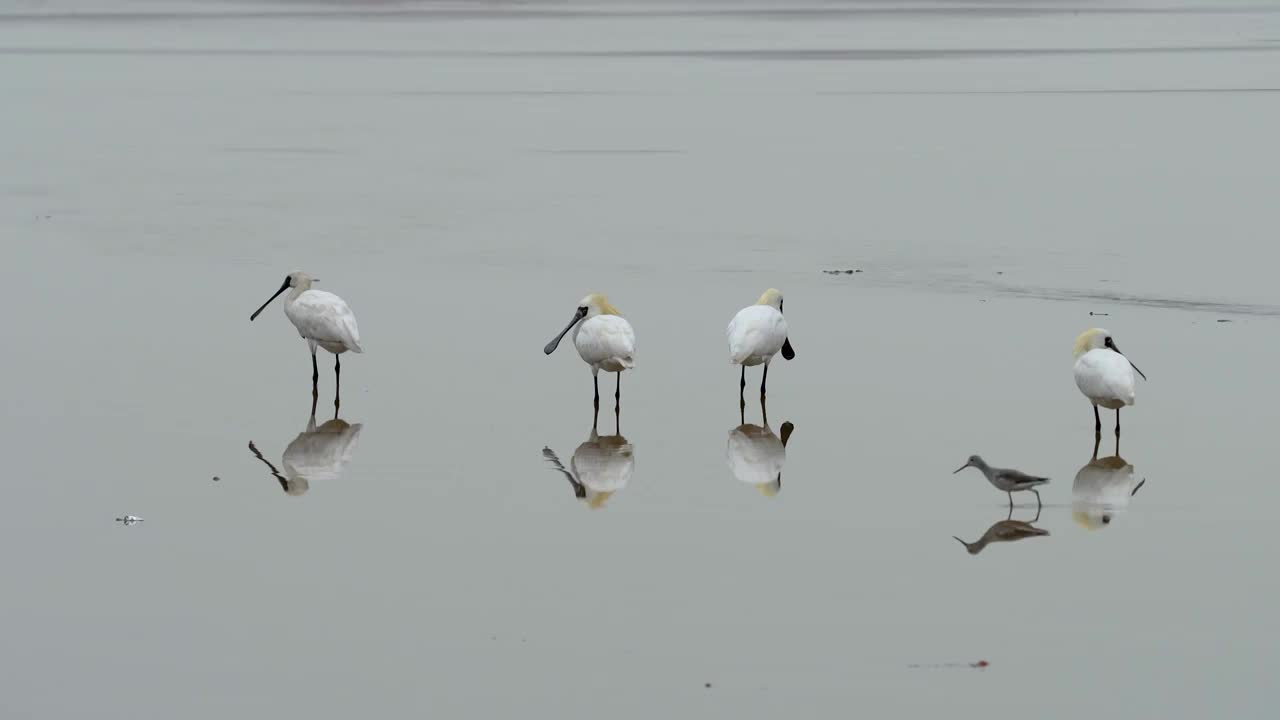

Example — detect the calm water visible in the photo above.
[4,1,1280,717]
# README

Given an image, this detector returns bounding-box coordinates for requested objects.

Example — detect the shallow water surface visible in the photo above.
[3,1,1280,717]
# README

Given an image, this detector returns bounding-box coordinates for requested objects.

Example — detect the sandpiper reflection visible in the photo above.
[953,506,1049,555]
[543,426,635,509]
[249,411,363,496]
[1072,437,1144,530]
[726,416,795,497]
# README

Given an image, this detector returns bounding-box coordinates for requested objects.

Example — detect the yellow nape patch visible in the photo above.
[1073,328,1106,358]
[756,288,783,307]
[585,293,621,316]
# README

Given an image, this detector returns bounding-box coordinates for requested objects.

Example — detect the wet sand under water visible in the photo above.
[2,2,1280,718]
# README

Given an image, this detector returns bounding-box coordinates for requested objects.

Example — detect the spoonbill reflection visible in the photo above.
[249,412,363,496]
[953,506,1049,555]
[727,289,795,410]
[250,272,362,412]
[543,428,635,509]
[1073,328,1146,437]
[1072,441,1143,530]
[544,293,635,420]
[953,455,1049,509]
[726,420,795,497]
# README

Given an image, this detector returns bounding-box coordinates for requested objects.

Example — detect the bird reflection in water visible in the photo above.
[248,410,363,496]
[952,505,1049,555]
[726,398,795,497]
[543,424,635,510]
[1072,435,1144,530]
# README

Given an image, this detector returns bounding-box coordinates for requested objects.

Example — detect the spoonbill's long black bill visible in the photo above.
[1111,342,1147,381]
[250,278,291,321]
[544,307,587,355]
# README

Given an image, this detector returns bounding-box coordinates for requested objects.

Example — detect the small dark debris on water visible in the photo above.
[212,476,221,482]
[822,269,861,274]
[908,659,989,670]
[1089,312,1109,316]
[704,682,712,689]
[1217,319,1232,323]
[995,271,1003,275]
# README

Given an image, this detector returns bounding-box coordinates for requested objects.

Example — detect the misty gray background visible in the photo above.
[3,1,1279,717]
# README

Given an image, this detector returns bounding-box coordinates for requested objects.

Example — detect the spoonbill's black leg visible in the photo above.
[1093,404,1101,435]
[334,354,341,414]
[760,364,769,400]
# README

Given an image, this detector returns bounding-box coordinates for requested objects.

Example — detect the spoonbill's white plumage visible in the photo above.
[727,289,794,406]
[544,293,635,417]
[1073,328,1146,436]
[726,421,794,497]
[250,272,362,411]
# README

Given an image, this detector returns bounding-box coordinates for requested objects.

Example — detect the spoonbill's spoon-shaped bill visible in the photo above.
[544,305,588,355]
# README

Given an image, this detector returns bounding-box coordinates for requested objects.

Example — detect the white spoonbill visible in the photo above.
[250,272,362,411]
[544,293,636,417]
[1073,328,1146,436]
[728,289,795,406]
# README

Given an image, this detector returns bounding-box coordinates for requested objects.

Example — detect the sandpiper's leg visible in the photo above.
[1032,488,1042,509]
[1094,404,1101,434]
[334,353,341,414]
[1115,408,1121,437]
[1033,501,1042,523]
[1008,492,1013,510]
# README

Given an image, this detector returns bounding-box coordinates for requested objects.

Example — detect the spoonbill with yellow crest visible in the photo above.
[728,288,795,407]
[544,293,636,417]
[1072,328,1146,436]
[250,271,362,412]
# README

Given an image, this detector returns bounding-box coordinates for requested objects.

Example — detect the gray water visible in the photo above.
[4,1,1280,717]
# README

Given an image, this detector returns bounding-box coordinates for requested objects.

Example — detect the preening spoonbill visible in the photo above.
[544,293,635,419]
[728,289,794,409]
[542,429,635,510]
[250,272,362,411]
[1073,328,1146,436]
[249,413,363,496]
[726,420,795,497]
[953,455,1049,509]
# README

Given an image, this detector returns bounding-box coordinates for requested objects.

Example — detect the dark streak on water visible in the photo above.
[1,44,1276,60]
[3,6,1279,24]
